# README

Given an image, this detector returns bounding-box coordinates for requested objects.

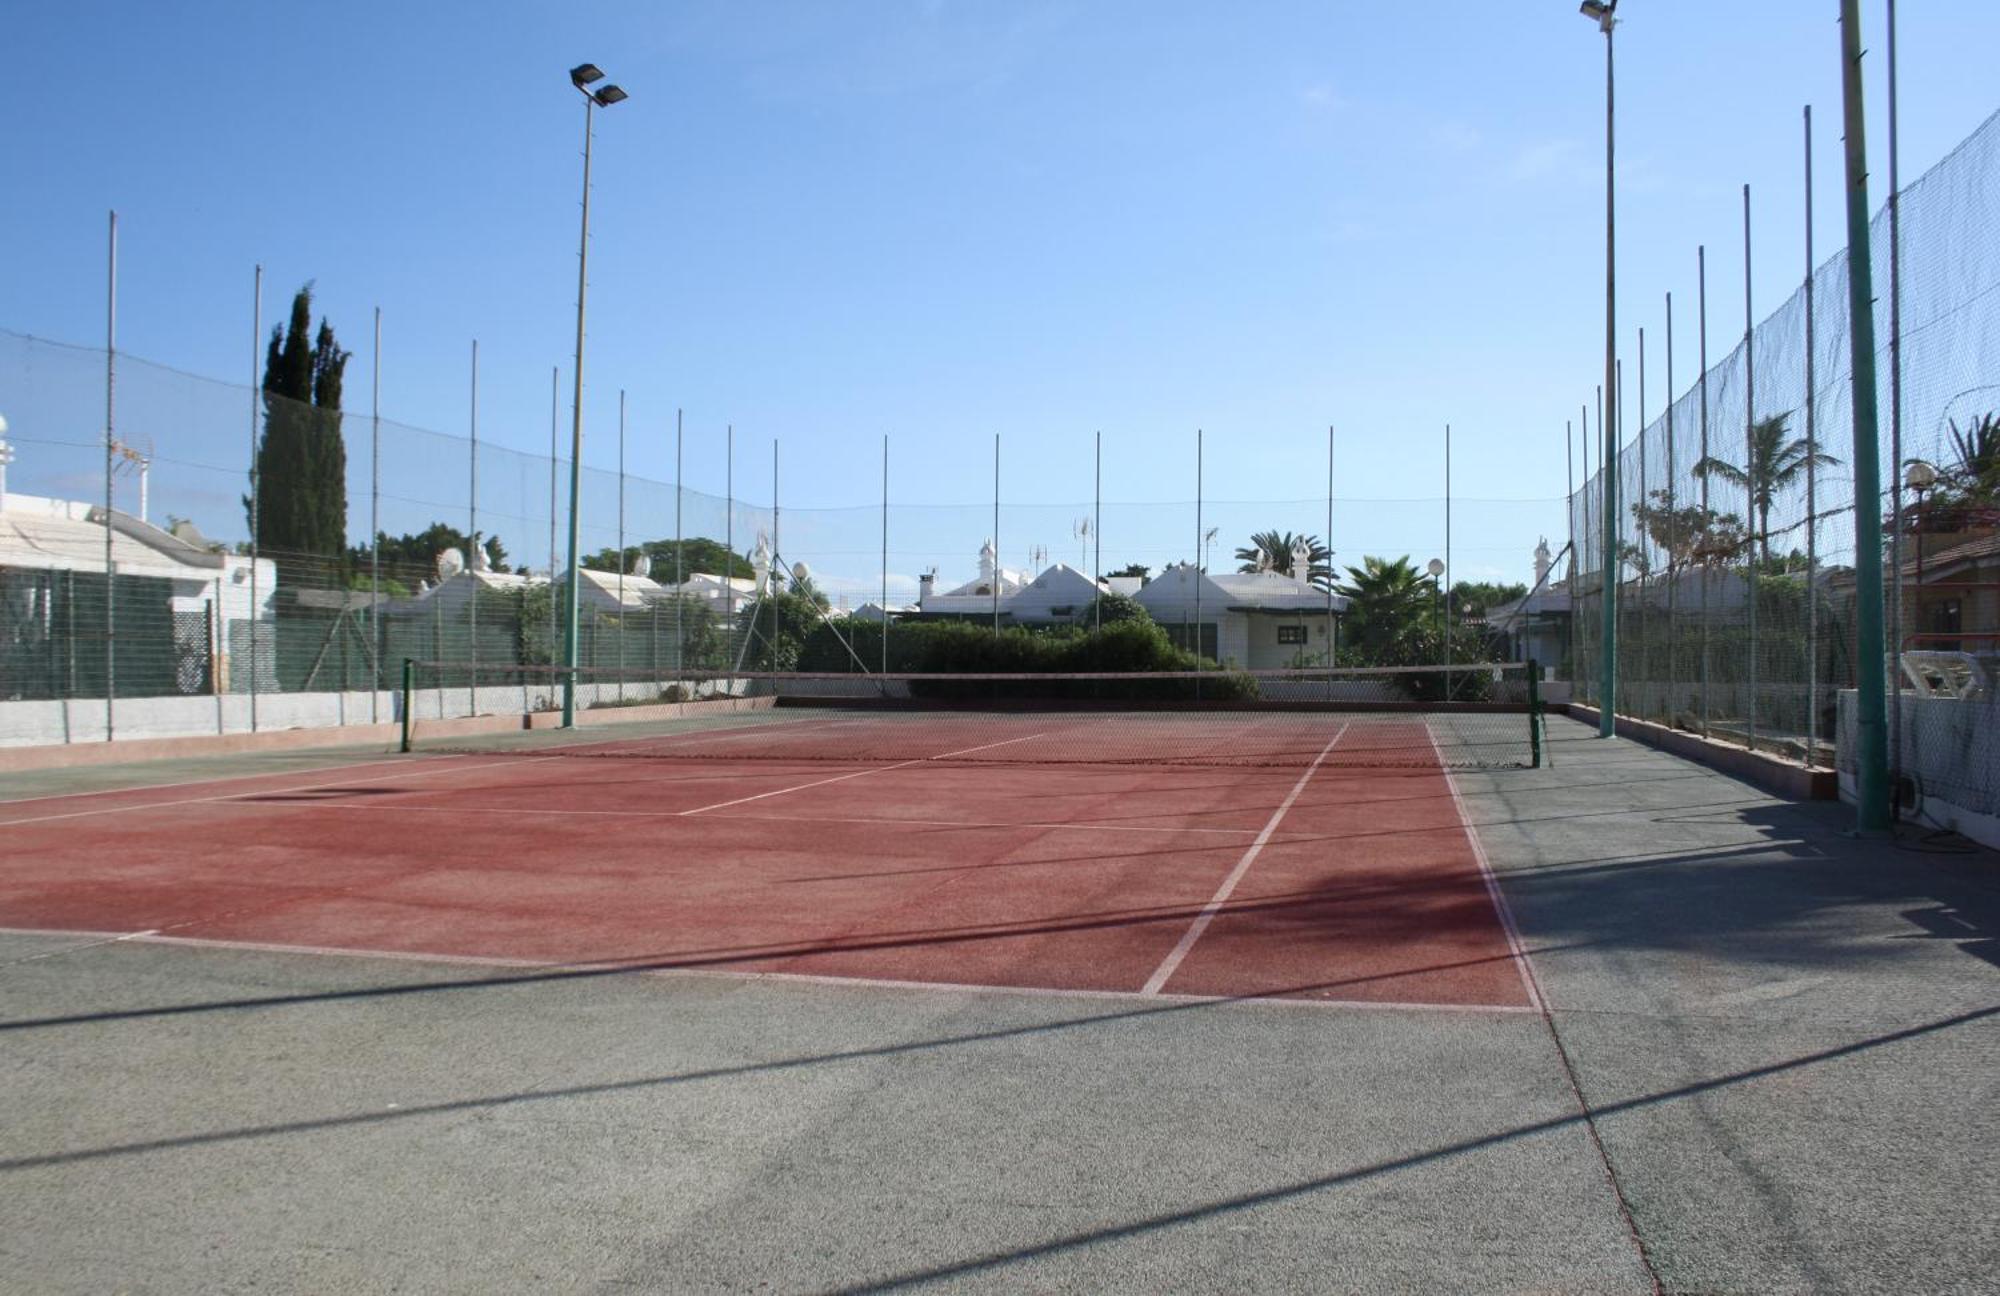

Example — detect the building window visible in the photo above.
[1276,624,1307,645]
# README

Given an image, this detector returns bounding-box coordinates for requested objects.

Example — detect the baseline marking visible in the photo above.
[678,732,1051,816]
[1138,723,1348,996]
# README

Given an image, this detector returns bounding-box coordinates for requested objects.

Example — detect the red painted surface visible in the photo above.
[0,724,1530,1007]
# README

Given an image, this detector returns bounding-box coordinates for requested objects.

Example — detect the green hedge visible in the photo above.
[796,617,1258,700]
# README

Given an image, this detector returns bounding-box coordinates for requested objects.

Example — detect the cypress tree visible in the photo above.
[248,285,350,583]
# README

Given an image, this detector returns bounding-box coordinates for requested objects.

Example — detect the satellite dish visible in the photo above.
[437,548,466,580]
[633,554,652,578]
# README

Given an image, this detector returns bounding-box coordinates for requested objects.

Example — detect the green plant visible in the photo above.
[1691,412,1841,563]
[1234,531,1334,590]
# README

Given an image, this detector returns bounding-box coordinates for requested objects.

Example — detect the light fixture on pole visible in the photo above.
[1426,557,1446,645]
[1580,0,1619,736]
[560,62,628,726]
[1904,459,1937,647]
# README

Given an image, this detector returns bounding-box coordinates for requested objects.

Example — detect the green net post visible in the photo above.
[399,657,414,753]
[1527,658,1544,769]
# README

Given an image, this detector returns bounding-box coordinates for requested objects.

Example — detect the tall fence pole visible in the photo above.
[1094,430,1103,637]
[725,424,734,662]
[992,432,1001,638]
[249,262,262,734]
[103,211,117,742]
[1327,424,1336,679]
[1804,105,1821,769]
[1444,422,1453,699]
[469,339,479,691]
[1596,11,1619,737]
[1194,427,1204,679]
[772,440,781,664]
[616,388,626,693]
[546,367,558,695]
[1838,0,1891,830]
[1665,292,1678,725]
[1698,246,1712,736]
[888,436,896,680]
[1580,401,1591,701]
[675,407,683,679]
[1886,0,1905,789]
[1742,183,1759,754]
[1565,417,1576,686]
[1636,328,1648,715]
[371,308,382,720]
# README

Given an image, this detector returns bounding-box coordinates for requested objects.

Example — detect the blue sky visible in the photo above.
[5,1,1998,595]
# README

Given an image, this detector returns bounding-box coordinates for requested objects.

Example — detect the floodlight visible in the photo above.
[593,84,628,107]
[570,64,604,87]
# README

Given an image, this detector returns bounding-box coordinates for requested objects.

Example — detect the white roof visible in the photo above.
[1135,563,1346,617]
[0,492,262,584]
[1007,563,1102,619]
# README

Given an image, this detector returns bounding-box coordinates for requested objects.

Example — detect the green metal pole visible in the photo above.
[1597,10,1620,736]
[1528,658,1544,769]
[1837,0,1890,830]
[562,94,594,728]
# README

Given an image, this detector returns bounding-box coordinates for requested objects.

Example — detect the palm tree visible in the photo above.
[1335,555,1431,663]
[1942,412,2000,505]
[1691,412,1842,564]
[1234,531,1334,590]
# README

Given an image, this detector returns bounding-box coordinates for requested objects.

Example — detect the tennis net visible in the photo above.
[397,661,1547,770]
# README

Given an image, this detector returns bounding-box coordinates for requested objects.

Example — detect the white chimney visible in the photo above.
[918,569,935,607]
[1533,537,1552,588]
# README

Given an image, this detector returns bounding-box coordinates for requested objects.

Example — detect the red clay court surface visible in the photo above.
[0,714,1538,1013]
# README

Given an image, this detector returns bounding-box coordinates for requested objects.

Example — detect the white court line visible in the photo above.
[0,753,427,809]
[1138,723,1349,996]
[677,731,1051,817]
[1427,729,1546,1013]
[0,754,564,828]
[0,925,1534,1016]
[140,798,1272,838]
[520,712,870,754]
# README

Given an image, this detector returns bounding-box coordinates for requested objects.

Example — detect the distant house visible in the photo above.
[905,539,1346,668]
[0,490,274,698]
[1482,540,1571,670]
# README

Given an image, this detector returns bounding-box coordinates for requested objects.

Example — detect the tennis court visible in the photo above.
[0,693,1539,1011]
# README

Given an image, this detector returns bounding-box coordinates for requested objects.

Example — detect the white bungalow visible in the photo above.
[1134,561,1345,668]
[914,539,1031,617]
[0,489,275,696]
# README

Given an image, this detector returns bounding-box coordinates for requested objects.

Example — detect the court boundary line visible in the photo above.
[1138,723,1349,995]
[0,754,565,828]
[0,753,419,809]
[1428,732,1544,1013]
[676,731,1051,816]
[0,925,1536,1016]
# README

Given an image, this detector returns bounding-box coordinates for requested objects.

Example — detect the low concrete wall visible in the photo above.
[1564,702,1837,801]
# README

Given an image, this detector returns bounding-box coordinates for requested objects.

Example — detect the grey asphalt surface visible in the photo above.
[3,714,1996,1293]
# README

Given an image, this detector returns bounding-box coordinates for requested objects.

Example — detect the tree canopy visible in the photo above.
[249,284,350,572]
[1234,531,1334,590]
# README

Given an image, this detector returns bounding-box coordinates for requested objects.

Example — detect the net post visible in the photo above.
[1527,658,1544,769]
[399,657,414,753]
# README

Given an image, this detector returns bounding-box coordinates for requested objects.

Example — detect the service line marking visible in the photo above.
[1138,723,1349,995]
[677,732,1051,816]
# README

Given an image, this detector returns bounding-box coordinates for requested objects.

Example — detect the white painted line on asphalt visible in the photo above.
[0,924,1536,1015]
[1429,729,1546,1014]
[677,732,1050,816]
[1138,724,1349,996]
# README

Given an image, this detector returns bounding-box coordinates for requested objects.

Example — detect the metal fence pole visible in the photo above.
[1444,422,1453,700]
[1838,0,1891,829]
[1194,428,1203,681]
[1565,417,1576,686]
[1743,183,1759,754]
[1886,0,1905,790]
[1327,424,1336,686]
[371,308,382,721]
[103,210,117,742]
[675,407,683,681]
[1636,328,1648,717]
[1698,245,1712,737]
[993,432,1001,639]
[881,432,889,676]
[1804,104,1821,769]
[1665,292,1678,725]
[249,264,262,734]
[616,389,626,698]
[469,339,479,696]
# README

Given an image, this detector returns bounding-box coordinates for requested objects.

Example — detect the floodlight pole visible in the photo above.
[1837,0,1890,830]
[562,65,625,726]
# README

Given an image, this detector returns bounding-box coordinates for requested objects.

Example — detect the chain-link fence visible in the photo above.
[1569,106,2000,805]
[2,320,1564,745]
